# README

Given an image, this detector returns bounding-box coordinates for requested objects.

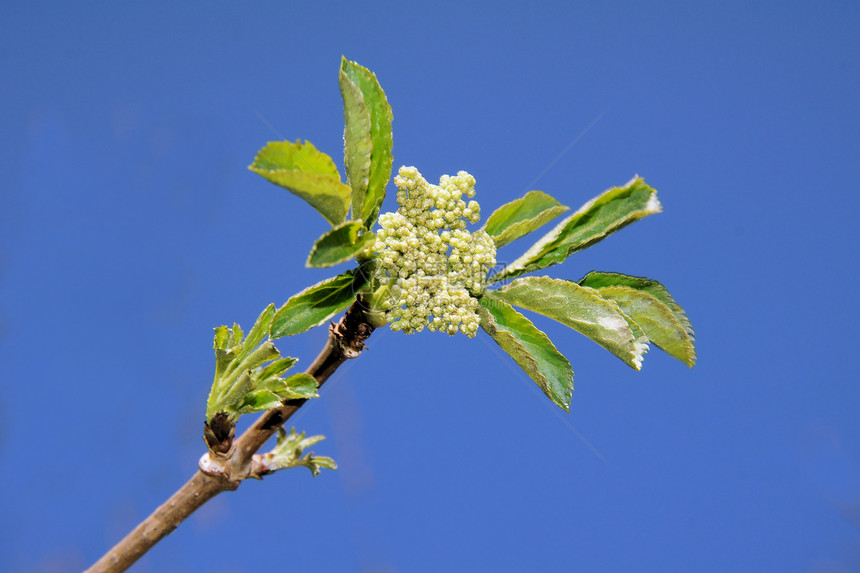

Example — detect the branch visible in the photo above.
[85,299,375,573]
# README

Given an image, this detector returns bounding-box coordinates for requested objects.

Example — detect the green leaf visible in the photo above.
[339,65,373,218]
[477,298,573,411]
[271,269,368,338]
[483,190,569,248]
[307,221,377,268]
[256,356,299,382]
[340,57,393,227]
[579,272,696,366]
[579,271,695,343]
[249,139,352,226]
[487,276,648,370]
[238,389,284,414]
[258,372,319,399]
[305,455,338,477]
[260,427,337,477]
[491,177,662,282]
[234,304,276,364]
[281,372,320,398]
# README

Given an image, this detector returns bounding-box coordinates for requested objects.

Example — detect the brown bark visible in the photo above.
[85,299,374,573]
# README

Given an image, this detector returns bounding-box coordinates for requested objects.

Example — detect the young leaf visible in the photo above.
[487,276,648,370]
[307,221,377,268]
[579,273,696,367]
[258,427,337,477]
[491,177,662,282]
[340,57,393,227]
[249,140,352,226]
[257,372,319,399]
[271,269,368,338]
[477,298,574,412]
[579,271,695,348]
[238,390,284,414]
[256,356,300,383]
[233,304,276,364]
[278,373,320,399]
[483,190,569,248]
[206,315,306,430]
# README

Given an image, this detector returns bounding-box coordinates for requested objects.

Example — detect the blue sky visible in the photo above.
[2,2,859,571]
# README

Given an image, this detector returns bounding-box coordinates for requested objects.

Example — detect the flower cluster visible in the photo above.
[374,166,496,337]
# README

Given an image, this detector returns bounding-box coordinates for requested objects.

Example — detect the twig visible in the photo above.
[85,299,374,573]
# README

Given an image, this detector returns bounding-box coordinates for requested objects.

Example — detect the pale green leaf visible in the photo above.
[580,273,696,366]
[491,177,662,282]
[256,356,299,382]
[235,304,276,363]
[307,221,377,268]
[483,190,569,248]
[340,57,393,227]
[579,271,695,348]
[477,298,573,411]
[306,455,338,475]
[270,269,367,338]
[261,428,336,476]
[249,139,352,226]
[488,276,648,370]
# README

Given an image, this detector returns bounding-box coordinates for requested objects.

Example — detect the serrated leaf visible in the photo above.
[238,389,284,414]
[307,221,377,268]
[261,428,337,476]
[256,356,299,382]
[228,323,244,348]
[213,325,230,350]
[235,304,276,363]
[237,340,281,373]
[270,269,368,338]
[488,276,647,370]
[249,140,352,226]
[477,298,573,411]
[491,177,662,282]
[340,57,393,227]
[579,271,695,349]
[280,372,320,398]
[304,455,338,477]
[579,275,696,367]
[483,191,569,248]
[260,372,319,399]
[339,66,373,217]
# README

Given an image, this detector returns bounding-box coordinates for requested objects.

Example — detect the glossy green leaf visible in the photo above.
[477,298,573,411]
[491,177,662,282]
[483,190,569,248]
[488,276,648,370]
[580,272,696,366]
[270,269,368,338]
[249,139,352,226]
[579,271,695,347]
[340,57,393,227]
[307,221,377,268]
[339,65,373,218]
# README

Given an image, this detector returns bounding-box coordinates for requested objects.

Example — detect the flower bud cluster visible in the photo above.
[374,166,496,337]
